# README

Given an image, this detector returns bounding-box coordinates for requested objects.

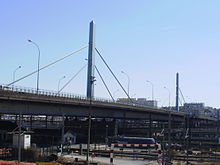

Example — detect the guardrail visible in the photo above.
[0,84,217,120]
[0,84,160,109]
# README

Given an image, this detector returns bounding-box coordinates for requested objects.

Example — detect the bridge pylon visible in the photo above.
[176,72,179,111]
[86,21,96,99]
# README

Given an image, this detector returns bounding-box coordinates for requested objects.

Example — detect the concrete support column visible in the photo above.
[30,115,33,130]
[15,115,18,124]
[114,119,118,136]
[149,114,152,138]
[122,119,126,135]
[189,117,192,148]
[62,114,65,144]
[45,115,48,128]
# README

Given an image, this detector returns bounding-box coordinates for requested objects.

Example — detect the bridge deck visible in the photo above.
[0,86,216,121]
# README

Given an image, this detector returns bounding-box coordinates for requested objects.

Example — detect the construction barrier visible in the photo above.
[112,143,160,148]
[0,160,60,165]
[110,143,162,164]
[0,160,36,165]
[0,149,10,155]
[110,145,114,164]
[36,163,61,165]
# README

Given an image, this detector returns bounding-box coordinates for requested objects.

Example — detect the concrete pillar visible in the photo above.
[114,119,118,136]
[30,115,33,130]
[87,21,96,99]
[149,114,152,138]
[62,114,65,144]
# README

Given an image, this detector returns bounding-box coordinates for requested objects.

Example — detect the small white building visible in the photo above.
[63,131,76,144]
[13,134,31,149]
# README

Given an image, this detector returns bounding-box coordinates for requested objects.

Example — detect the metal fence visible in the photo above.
[0,84,159,109]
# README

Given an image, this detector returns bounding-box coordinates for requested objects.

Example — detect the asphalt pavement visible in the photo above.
[64,154,158,165]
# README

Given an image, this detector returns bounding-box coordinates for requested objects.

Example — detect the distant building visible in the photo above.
[117,98,136,103]
[13,134,31,149]
[202,107,220,118]
[136,98,157,107]
[117,98,157,108]
[63,130,76,144]
[181,103,205,115]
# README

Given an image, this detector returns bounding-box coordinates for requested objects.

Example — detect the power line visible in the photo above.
[7,45,88,87]
[95,48,133,103]
[95,65,115,101]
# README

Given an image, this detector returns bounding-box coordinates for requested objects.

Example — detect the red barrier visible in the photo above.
[0,160,36,165]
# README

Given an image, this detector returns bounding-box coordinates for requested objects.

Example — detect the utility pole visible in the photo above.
[161,124,165,165]
[186,115,190,165]
[86,113,92,164]
[28,40,41,93]
[168,112,171,163]
[18,112,21,162]
[176,73,179,111]
[61,114,65,155]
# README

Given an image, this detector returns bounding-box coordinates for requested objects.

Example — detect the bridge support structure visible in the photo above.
[176,72,179,111]
[114,119,118,136]
[149,114,152,138]
[86,21,96,99]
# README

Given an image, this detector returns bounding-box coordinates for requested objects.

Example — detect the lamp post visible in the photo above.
[58,76,66,93]
[18,112,22,162]
[164,86,172,163]
[13,66,21,87]
[28,39,40,93]
[164,86,171,109]
[121,71,130,97]
[146,80,154,101]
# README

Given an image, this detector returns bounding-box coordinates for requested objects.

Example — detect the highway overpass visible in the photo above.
[0,86,216,122]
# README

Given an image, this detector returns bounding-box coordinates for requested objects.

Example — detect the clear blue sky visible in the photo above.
[1,0,220,108]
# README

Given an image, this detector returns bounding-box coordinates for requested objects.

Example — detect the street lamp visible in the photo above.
[58,76,66,92]
[121,71,130,97]
[28,39,40,93]
[164,86,171,109]
[13,66,21,87]
[146,80,154,101]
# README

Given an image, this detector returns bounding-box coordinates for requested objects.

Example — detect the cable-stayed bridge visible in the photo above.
[0,85,215,121]
[0,21,219,149]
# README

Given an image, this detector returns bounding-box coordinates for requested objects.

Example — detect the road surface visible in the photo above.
[63,154,158,165]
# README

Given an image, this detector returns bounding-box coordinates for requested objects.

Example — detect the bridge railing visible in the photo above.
[0,84,89,100]
[0,84,128,104]
[0,84,217,120]
[0,84,179,112]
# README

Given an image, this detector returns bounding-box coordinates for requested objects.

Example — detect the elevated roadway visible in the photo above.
[0,86,216,122]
